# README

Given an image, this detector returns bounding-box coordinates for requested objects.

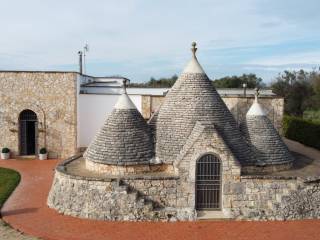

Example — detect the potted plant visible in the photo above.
[39,147,48,160]
[1,148,10,160]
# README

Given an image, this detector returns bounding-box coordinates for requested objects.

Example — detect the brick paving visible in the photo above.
[0,155,320,240]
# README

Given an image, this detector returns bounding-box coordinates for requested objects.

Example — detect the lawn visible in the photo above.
[0,167,20,209]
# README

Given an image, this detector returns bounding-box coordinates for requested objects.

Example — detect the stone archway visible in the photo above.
[195,154,221,210]
[19,109,38,155]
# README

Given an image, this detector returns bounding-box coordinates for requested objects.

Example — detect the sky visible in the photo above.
[0,0,320,84]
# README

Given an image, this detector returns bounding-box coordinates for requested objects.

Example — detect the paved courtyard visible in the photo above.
[0,139,320,240]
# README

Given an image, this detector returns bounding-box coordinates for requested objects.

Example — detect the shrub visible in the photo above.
[39,147,47,154]
[2,148,10,153]
[283,115,320,150]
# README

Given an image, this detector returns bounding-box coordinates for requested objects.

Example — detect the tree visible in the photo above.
[212,74,264,88]
[130,75,178,88]
[271,69,319,117]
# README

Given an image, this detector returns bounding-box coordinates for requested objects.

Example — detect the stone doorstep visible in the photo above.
[16,155,37,160]
[196,211,231,220]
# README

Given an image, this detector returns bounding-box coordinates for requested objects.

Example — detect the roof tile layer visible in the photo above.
[155,45,255,165]
[243,114,293,165]
[84,94,154,165]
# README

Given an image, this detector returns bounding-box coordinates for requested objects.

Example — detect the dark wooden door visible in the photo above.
[19,110,37,155]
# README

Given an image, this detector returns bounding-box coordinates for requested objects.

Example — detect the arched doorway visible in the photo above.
[195,154,221,210]
[19,109,38,155]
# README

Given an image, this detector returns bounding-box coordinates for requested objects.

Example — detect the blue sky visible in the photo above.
[1,0,320,84]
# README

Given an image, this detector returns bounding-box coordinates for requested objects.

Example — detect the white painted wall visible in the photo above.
[78,94,141,147]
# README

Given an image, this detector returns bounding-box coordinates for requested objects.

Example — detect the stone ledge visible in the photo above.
[241,175,297,180]
[56,155,180,181]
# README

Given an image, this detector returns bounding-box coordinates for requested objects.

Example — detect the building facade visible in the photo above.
[0,71,78,159]
[47,43,320,221]
[0,72,283,159]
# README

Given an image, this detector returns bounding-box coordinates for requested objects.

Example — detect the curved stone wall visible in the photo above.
[85,159,174,175]
[48,156,320,221]
[47,157,193,221]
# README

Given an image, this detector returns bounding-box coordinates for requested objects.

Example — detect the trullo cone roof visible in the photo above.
[155,42,255,165]
[84,86,154,165]
[243,93,293,165]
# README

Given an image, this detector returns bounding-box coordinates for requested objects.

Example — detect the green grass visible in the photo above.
[0,168,20,209]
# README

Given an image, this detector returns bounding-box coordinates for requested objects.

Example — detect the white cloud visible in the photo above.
[247,51,320,66]
[0,0,319,82]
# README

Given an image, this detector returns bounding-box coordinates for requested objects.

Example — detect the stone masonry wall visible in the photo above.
[226,176,320,220]
[48,156,320,221]
[47,161,186,221]
[173,121,242,217]
[142,95,284,133]
[0,71,78,158]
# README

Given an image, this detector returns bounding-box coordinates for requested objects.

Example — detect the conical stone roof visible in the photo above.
[243,91,293,165]
[84,83,154,165]
[155,42,255,165]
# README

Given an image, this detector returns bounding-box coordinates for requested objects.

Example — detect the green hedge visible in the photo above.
[283,115,320,150]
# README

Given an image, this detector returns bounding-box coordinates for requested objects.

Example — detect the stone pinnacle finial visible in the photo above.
[122,79,128,94]
[254,87,260,102]
[191,42,197,57]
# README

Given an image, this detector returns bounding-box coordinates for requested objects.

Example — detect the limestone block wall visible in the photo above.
[48,156,320,221]
[142,95,284,133]
[0,71,78,158]
[225,176,320,220]
[47,160,184,221]
[141,95,165,119]
[48,170,157,221]
[173,122,242,216]
[224,96,284,134]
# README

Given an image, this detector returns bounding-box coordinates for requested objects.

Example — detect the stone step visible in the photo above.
[196,211,231,220]
[117,182,154,211]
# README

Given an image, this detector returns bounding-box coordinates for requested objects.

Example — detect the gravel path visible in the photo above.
[0,219,39,240]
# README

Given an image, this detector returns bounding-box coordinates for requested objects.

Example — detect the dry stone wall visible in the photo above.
[226,176,320,220]
[0,71,78,158]
[48,156,320,221]
[47,157,186,221]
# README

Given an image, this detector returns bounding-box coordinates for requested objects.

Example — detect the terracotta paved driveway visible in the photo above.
[0,159,320,240]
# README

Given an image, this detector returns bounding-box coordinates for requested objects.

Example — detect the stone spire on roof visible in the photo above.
[114,79,136,109]
[247,88,267,116]
[243,90,293,167]
[84,78,154,166]
[183,42,205,74]
[155,42,255,165]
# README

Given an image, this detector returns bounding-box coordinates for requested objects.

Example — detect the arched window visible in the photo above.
[19,109,38,155]
[195,154,221,210]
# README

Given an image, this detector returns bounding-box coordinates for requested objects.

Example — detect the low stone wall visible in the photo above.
[48,156,320,221]
[225,176,320,220]
[85,159,174,175]
[47,157,190,221]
